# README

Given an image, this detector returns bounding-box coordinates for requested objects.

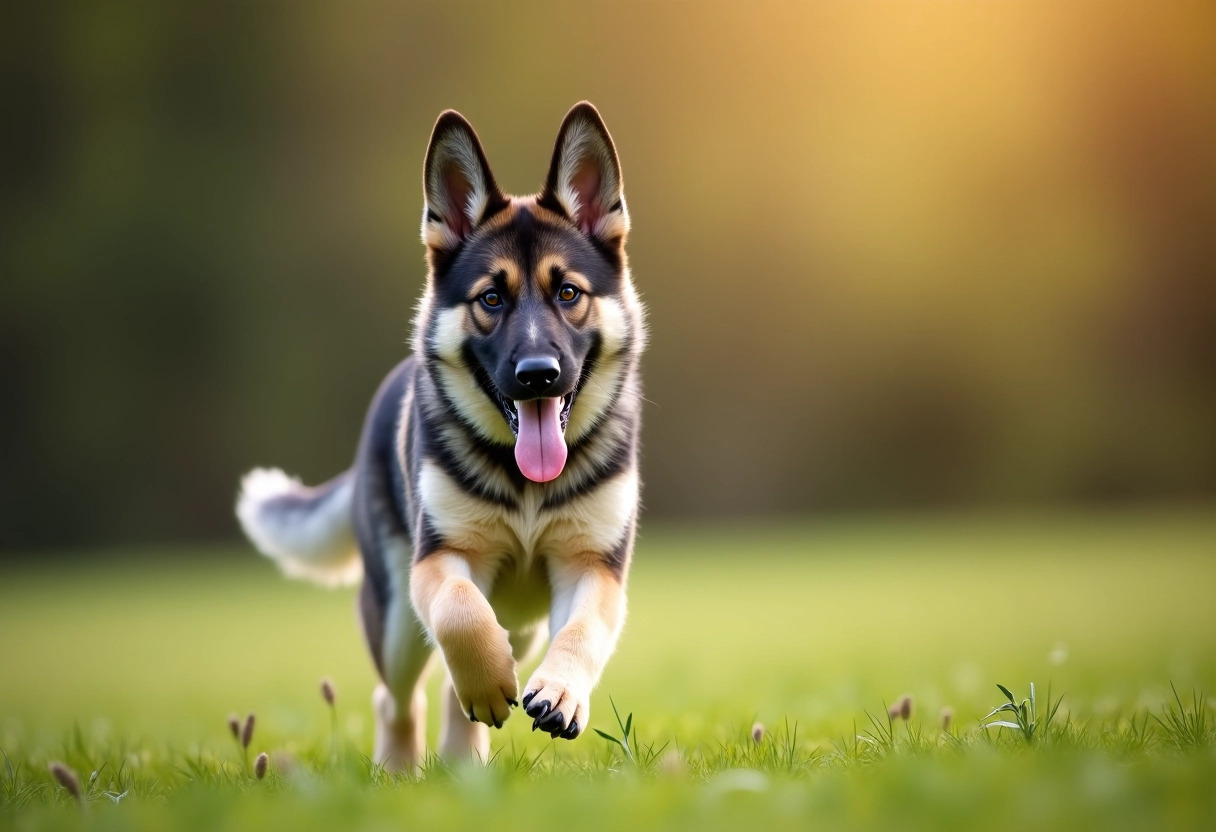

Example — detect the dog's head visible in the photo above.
[416,103,641,484]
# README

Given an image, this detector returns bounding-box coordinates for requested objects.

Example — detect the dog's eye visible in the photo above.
[558,284,580,303]
[479,290,502,309]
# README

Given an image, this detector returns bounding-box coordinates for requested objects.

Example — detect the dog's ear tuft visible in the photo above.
[421,111,507,257]
[540,102,629,246]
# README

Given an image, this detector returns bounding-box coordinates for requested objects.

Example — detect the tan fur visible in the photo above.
[373,681,427,774]
[495,256,526,296]
[521,563,627,735]
[410,552,519,727]
[409,464,636,740]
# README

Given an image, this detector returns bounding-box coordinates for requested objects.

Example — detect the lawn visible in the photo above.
[2,508,1215,830]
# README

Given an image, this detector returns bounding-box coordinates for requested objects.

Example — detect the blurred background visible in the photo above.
[2,1,1215,554]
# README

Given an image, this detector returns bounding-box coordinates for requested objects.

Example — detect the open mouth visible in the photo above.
[497,392,575,436]
[470,363,585,484]
[497,391,575,484]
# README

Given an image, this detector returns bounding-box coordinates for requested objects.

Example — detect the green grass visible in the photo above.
[2,508,1215,830]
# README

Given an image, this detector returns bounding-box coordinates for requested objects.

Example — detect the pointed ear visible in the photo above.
[539,102,629,246]
[421,110,507,256]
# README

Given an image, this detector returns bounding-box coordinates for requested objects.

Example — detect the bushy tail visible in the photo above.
[236,467,361,587]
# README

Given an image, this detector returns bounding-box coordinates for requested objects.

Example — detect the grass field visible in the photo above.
[2,509,1215,830]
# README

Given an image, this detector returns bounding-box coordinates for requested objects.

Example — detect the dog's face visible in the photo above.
[416,104,637,484]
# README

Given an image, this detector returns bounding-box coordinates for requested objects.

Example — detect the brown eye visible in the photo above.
[558,284,580,303]
[479,290,501,309]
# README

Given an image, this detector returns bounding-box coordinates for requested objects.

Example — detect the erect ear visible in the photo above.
[539,102,629,246]
[421,110,508,256]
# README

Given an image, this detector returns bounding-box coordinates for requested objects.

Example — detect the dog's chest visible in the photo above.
[418,462,637,563]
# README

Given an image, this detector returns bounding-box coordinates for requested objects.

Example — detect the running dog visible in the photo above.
[236,102,644,771]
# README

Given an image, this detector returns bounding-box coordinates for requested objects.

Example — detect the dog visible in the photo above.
[236,102,644,772]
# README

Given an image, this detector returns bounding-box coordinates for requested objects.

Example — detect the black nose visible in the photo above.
[515,356,561,393]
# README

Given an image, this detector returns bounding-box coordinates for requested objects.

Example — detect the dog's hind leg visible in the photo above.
[362,539,436,774]
[437,674,490,762]
[352,360,438,773]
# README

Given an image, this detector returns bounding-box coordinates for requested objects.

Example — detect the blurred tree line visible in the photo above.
[2,2,1214,552]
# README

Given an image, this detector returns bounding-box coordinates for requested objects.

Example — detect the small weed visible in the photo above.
[712,718,816,774]
[320,678,339,766]
[861,707,897,755]
[1151,683,1212,751]
[1,748,21,804]
[48,761,82,807]
[592,698,668,771]
[831,720,875,767]
[983,683,1064,745]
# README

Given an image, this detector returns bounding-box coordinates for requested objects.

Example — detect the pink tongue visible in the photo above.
[514,397,568,483]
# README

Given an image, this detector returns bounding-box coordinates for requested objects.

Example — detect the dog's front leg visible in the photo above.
[410,551,519,728]
[522,559,626,739]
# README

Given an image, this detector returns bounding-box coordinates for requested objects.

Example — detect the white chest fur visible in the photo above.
[417,461,637,567]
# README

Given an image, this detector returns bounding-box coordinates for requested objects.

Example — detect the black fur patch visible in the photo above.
[414,511,446,561]
[353,359,416,613]
[359,580,386,678]
[604,520,635,578]
[543,435,634,510]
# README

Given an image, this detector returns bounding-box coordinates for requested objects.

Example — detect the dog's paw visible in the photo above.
[521,674,589,740]
[438,622,519,729]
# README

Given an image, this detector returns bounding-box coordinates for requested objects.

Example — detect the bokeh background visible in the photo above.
[2,1,1215,554]
[2,8,1216,826]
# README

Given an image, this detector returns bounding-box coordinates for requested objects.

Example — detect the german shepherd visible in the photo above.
[236,102,643,771]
